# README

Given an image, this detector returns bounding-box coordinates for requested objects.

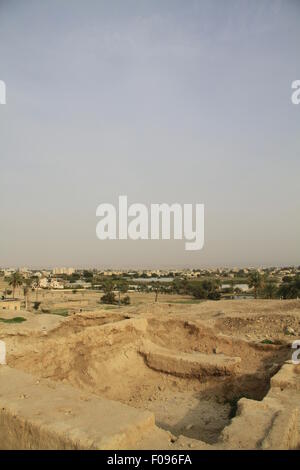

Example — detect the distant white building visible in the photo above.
[221,283,249,292]
[49,279,64,289]
[235,284,249,292]
[39,278,64,289]
[39,278,49,288]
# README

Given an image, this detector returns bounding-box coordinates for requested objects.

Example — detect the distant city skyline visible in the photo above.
[1,0,300,268]
[1,264,299,272]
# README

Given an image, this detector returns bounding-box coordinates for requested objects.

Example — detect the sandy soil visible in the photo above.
[0,295,299,447]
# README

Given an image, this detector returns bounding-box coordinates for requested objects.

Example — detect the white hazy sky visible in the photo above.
[0,0,299,269]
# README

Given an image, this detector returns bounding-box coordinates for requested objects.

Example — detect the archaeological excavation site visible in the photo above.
[0,297,299,450]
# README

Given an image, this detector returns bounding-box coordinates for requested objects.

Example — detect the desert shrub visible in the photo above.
[190,280,220,300]
[121,295,131,305]
[100,292,117,304]
[207,291,221,300]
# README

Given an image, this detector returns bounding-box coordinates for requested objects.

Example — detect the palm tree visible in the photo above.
[23,279,32,310]
[23,285,29,310]
[248,271,263,299]
[8,271,23,299]
[153,282,160,302]
[31,276,41,301]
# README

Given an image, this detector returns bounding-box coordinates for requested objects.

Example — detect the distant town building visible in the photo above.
[49,279,64,289]
[52,267,75,276]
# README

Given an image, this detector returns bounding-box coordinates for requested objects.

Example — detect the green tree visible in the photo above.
[100,291,117,304]
[248,271,263,299]
[190,279,221,300]
[9,271,23,299]
[152,282,161,302]
[172,278,189,295]
[277,275,300,299]
[262,281,278,299]
[103,280,114,294]
[116,280,129,307]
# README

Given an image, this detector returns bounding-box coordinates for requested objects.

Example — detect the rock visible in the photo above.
[285,327,295,336]
[185,423,194,430]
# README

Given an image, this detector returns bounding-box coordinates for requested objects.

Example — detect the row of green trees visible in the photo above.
[162,272,300,300]
[2,271,42,310]
[245,272,300,299]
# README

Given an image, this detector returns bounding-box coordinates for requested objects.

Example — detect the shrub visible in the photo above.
[121,295,131,305]
[100,292,117,304]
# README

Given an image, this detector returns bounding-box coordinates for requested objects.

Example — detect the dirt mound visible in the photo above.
[216,314,300,339]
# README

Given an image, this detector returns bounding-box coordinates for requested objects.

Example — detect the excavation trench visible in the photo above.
[6,317,291,445]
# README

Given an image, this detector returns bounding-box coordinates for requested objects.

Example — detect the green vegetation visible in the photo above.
[116,280,129,306]
[187,279,221,300]
[167,299,205,304]
[33,301,41,311]
[101,291,117,304]
[261,281,277,299]
[41,308,69,316]
[277,276,300,299]
[0,316,26,324]
[260,339,274,345]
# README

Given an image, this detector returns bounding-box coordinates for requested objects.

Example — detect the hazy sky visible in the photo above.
[0,0,299,268]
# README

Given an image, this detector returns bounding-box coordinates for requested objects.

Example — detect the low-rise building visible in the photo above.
[49,279,64,289]
[0,299,21,311]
